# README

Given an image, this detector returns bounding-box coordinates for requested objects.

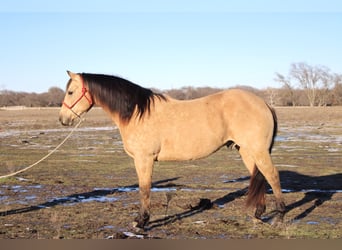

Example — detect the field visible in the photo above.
[0,106,341,239]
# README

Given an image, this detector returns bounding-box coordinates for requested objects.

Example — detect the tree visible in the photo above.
[275,62,333,106]
[291,62,333,106]
[265,87,278,106]
[45,87,65,106]
[274,72,297,106]
[331,74,342,105]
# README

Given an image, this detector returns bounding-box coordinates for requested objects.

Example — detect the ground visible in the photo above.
[0,106,341,239]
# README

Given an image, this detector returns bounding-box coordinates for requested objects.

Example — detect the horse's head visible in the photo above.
[59,71,93,126]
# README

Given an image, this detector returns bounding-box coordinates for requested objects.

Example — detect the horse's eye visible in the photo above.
[68,91,73,95]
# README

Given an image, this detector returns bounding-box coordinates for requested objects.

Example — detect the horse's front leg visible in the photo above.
[133,156,154,229]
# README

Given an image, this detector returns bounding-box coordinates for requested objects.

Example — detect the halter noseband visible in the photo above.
[63,78,93,116]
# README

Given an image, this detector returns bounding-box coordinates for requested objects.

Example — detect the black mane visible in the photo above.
[81,73,166,122]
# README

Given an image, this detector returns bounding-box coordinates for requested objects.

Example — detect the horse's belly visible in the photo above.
[157,136,224,161]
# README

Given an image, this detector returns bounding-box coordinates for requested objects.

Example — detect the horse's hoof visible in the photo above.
[134,213,150,229]
[254,204,266,219]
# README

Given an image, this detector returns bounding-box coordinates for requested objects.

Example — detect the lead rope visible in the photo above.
[0,118,84,179]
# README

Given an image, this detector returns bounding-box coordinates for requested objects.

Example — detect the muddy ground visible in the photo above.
[0,107,341,239]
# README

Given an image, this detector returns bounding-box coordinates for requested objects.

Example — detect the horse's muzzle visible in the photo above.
[59,116,73,126]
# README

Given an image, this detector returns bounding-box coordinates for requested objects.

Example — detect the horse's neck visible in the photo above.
[93,98,121,127]
[96,102,132,132]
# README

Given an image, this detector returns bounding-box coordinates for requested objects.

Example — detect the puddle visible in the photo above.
[268,188,342,194]
[48,195,119,207]
[100,225,115,230]
[326,148,339,152]
[278,132,342,144]
[0,185,42,205]
[0,196,9,202]
[223,176,249,183]
[1,185,43,192]
[277,164,300,168]
[275,131,342,154]
[306,221,319,225]
[95,186,244,194]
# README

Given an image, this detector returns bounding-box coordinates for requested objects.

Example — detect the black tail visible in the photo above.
[267,104,278,154]
[246,166,266,210]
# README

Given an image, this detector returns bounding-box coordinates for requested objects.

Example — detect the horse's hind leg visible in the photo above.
[239,147,266,218]
[253,150,286,223]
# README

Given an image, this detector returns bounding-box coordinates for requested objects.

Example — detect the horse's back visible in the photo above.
[122,88,275,161]
[159,89,273,160]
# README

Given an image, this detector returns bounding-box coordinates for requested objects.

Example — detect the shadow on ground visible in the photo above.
[1,171,341,228]
[278,171,342,221]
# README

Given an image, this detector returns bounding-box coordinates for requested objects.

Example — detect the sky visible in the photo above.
[0,0,342,93]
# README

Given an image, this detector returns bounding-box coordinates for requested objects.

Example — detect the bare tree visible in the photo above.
[317,72,334,106]
[276,62,333,106]
[274,72,297,106]
[291,62,333,106]
[332,74,342,105]
[265,87,278,106]
[45,87,65,106]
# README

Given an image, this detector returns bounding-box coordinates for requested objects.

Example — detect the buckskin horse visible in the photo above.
[59,71,286,228]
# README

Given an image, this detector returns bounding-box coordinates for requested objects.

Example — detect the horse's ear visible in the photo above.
[67,70,77,78]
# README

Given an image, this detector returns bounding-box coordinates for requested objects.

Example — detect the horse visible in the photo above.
[59,71,286,229]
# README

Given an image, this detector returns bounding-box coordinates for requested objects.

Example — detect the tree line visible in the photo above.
[0,87,65,107]
[163,62,342,107]
[1,62,342,107]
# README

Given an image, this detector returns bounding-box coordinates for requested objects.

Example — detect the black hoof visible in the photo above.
[134,212,150,229]
[254,204,266,219]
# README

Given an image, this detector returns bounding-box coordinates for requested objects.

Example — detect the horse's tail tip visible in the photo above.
[246,167,266,208]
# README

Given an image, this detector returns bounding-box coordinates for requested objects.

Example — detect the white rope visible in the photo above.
[0,118,84,179]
